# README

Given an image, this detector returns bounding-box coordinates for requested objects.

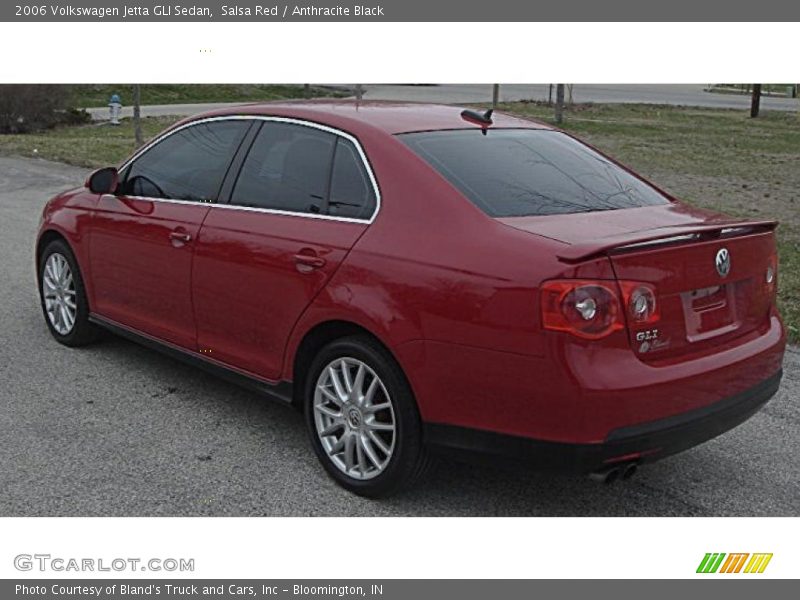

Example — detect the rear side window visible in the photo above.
[231,122,336,215]
[328,138,376,220]
[120,120,248,202]
[400,129,669,217]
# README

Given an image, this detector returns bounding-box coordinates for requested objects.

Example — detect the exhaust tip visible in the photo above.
[589,466,621,484]
[621,463,638,480]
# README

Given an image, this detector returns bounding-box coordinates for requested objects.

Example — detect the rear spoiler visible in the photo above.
[556,219,778,264]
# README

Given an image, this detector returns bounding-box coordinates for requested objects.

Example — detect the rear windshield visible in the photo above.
[399,129,670,217]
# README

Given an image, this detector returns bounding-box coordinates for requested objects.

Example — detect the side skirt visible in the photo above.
[88,314,294,405]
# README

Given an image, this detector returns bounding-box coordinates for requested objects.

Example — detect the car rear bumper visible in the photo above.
[423,369,782,473]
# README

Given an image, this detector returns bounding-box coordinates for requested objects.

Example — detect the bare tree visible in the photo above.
[555,84,565,124]
[750,84,762,118]
[132,84,143,147]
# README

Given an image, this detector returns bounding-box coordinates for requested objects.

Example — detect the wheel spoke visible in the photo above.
[329,435,346,453]
[366,419,394,432]
[318,421,343,437]
[364,401,391,414]
[340,360,353,394]
[328,366,348,402]
[60,305,73,330]
[52,305,62,330]
[365,377,381,406]
[315,404,342,420]
[367,430,391,455]
[361,434,383,469]
[353,364,366,399]
[356,438,368,474]
[344,434,356,471]
[320,386,342,406]
[44,263,56,284]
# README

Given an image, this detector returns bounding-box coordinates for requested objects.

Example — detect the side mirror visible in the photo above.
[86,167,119,195]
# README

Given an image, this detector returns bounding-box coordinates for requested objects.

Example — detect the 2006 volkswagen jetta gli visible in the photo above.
[36,101,786,496]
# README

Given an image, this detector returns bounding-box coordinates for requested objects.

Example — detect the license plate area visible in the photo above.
[681,283,740,342]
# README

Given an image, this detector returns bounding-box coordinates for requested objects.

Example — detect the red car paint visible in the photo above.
[37,101,785,463]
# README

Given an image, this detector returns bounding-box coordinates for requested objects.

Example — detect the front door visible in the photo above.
[89,119,251,348]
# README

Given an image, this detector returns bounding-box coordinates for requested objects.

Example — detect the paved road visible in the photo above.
[1,156,798,516]
[85,84,799,120]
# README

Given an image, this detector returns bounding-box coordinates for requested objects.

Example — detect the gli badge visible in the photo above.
[715,248,731,278]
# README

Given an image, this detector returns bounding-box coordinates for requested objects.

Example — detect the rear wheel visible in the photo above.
[304,335,430,497]
[38,239,99,347]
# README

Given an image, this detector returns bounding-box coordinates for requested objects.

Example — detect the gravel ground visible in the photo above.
[0,156,797,516]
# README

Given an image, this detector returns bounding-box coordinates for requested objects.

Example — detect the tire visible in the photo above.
[304,335,430,497]
[38,238,100,347]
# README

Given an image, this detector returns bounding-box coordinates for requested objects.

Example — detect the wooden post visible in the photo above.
[492,84,500,108]
[555,84,565,124]
[750,84,762,118]
[132,84,143,148]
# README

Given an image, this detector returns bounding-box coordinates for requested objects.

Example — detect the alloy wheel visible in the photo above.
[313,357,397,480]
[42,252,77,335]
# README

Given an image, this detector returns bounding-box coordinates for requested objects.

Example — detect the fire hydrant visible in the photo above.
[108,94,122,125]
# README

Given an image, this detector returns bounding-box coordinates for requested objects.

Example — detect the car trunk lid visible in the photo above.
[498,205,779,361]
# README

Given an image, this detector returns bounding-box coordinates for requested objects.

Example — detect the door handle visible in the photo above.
[293,253,326,270]
[169,231,192,244]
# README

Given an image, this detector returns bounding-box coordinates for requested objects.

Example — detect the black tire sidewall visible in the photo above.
[303,335,424,497]
[38,239,95,346]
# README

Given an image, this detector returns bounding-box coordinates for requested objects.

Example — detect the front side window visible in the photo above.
[230,122,336,214]
[400,129,670,217]
[120,120,248,202]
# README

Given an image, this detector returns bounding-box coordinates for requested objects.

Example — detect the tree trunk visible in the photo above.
[555,84,565,124]
[132,84,143,147]
[492,84,500,108]
[750,84,762,118]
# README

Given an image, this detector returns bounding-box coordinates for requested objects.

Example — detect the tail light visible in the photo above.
[765,251,778,299]
[618,282,659,325]
[541,279,661,340]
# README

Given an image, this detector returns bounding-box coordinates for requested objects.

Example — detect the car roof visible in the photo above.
[193,100,554,136]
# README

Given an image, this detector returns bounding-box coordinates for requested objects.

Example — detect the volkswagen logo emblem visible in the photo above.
[715,248,731,278]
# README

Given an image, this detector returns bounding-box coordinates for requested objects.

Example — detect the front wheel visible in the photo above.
[304,336,430,497]
[38,239,99,347]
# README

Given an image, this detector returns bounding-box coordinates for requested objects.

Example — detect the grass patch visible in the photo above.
[0,116,181,167]
[70,84,346,107]
[500,102,800,342]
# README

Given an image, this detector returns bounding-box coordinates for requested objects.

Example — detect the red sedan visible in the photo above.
[36,101,786,496]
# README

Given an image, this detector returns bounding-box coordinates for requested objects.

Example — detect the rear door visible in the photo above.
[89,119,250,348]
[192,120,378,380]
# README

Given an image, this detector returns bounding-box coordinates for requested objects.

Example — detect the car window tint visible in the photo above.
[121,120,248,202]
[400,129,670,217]
[328,138,376,219]
[231,122,336,214]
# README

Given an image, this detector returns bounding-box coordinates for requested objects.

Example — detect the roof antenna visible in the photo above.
[460,108,494,133]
